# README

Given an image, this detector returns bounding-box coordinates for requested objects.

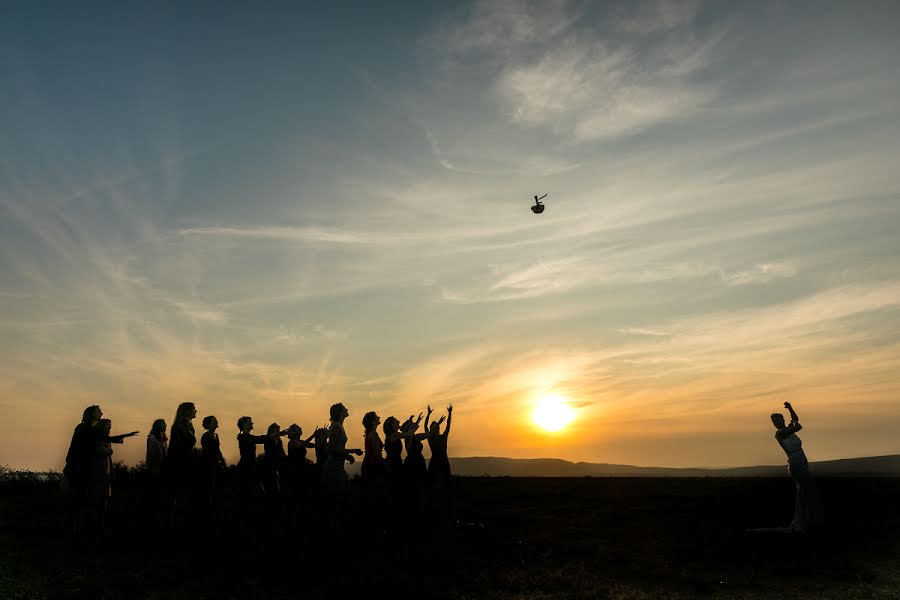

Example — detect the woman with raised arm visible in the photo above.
[285,424,318,528]
[92,418,137,533]
[236,416,269,510]
[263,422,290,516]
[403,410,429,516]
[64,405,138,533]
[426,404,454,519]
[771,401,824,533]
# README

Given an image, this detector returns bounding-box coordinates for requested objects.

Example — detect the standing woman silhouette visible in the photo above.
[771,402,824,533]
[425,404,454,520]
[403,411,428,517]
[64,405,138,533]
[321,403,362,534]
[263,422,289,516]
[146,419,168,529]
[91,419,116,532]
[360,411,388,531]
[168,402,197,526]
[200,416,226,521]
[285,424,317,528]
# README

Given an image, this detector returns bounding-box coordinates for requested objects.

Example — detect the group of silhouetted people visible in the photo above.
[63,400,455,536]
[65,398,824,538]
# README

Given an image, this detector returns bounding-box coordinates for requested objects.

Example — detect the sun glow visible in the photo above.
[532,394,576,432]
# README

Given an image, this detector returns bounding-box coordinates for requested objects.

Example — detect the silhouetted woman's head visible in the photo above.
[330,403,348,423]
[771,413,786,429]
[202,415,217,430]
[82,405,102,424]
[175,402,197,422]
[267,423,280,436]
[362,411,380,433]
[150,419,167,440]
[97,418,112,434]
[287,424,302,440]
[429,421,440,435]
[237,416,253,433]
[383,416,400,436]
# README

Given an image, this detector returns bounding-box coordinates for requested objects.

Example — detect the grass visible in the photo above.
[1,467,899,599]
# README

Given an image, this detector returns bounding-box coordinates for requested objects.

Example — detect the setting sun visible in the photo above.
[532,394,576,432]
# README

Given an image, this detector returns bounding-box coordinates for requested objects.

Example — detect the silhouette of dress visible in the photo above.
[92,440,114,498]
[146,434,167,481]
[384,437,403,477]
[263,436,286,497]
[361,432,387,523]
[200,431,224,497]
[238,432,268,496]
[321,422,352,500]
[362,433,386,480]
[777,432,824,532]
[404,436,427,483]
[168,417,196,491]
[427,434,451,482]
[286,439,312,508]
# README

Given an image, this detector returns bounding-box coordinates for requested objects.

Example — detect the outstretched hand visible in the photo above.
[447,404,453,413]
[347,455,355,465]
[784,402,793,409]
[437,416,446,425]
[127,431,139,437]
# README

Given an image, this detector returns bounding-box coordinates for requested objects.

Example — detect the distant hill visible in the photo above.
[348,454,900,477]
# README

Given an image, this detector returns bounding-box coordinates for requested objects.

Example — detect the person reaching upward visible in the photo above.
[770,402,824,533]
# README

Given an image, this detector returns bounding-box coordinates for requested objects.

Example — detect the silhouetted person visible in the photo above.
[64,405,137,534]
[403,411,428,517]
[425,404,454,520]
[382,417,405,477]
[263,422,289,517]
[771,402,824,533]
[382,415,413,526]
[200,416,226,520]
[168,402,197,526]
[236,416,268,519]
[313,424,329,482]
[361,411,388,533]
[285,424,317,528]
[146,419,168,530]
[91,419,115,533]
[320,403,362,535]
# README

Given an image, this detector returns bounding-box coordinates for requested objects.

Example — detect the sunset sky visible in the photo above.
[2,1,899,471]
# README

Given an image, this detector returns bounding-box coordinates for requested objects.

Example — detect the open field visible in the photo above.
[2,471,899,599]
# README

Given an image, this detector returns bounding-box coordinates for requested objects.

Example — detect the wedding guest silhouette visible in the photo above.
[771,402,824,533]
[64,405,137,533]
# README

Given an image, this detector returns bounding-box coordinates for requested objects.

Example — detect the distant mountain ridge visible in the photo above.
[423,454,900,477]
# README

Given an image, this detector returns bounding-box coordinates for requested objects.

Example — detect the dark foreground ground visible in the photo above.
[2,471,899,599]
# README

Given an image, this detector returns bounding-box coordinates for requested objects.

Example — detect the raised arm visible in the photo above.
[424,405,433,433]
[443,404,453,436]
[785,402,800,425]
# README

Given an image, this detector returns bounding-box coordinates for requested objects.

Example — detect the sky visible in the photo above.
[2,1,899,471]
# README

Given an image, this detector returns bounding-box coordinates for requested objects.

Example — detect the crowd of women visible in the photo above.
[63,400,454,535]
